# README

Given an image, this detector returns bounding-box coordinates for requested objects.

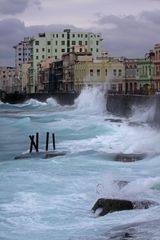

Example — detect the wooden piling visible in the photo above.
[46,132,49,151]
[52,133,56,150]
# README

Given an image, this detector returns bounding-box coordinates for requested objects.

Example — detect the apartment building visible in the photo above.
[0,67,16,93]
[13,37,31,68]
[28,29,103,93]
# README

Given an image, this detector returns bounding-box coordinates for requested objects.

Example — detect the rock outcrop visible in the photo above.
[114,153,147,162]
[92,198,157,216]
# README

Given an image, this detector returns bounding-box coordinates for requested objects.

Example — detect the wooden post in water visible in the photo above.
[46,132,49,151]
[29,132,55,153]
[29,133,39,152]
[36,132,39,152]
[52,133,56,150]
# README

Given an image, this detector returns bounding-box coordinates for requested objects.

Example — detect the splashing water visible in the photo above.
[74,86,106,114]
[0,88,160,240]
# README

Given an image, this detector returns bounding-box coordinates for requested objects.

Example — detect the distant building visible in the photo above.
[124,58,138,94]
[137,57,154,94]
[37,57,55,92]
[49,60,64,93]
[15,63,30,93]
[0,67,16,93]
[74,58,125,93]
[62,45,93,92]
[13,37,31,68]
[28,29,103,93]
[153,44,160,91]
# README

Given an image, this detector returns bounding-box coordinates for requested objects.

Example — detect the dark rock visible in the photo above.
[92,198,158,217]
[114,153,147,162]
[92,198,133,216]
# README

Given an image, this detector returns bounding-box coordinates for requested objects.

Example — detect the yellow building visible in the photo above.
[74,58,124,93]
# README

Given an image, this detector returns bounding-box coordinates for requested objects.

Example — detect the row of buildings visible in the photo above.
[1,29,160,95]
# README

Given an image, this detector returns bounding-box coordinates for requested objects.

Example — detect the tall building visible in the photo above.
[13,37,31,68]
[29,29,103,93]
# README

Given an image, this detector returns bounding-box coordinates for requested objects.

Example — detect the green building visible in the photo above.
[29,29,103,93]
[137,58,154,94]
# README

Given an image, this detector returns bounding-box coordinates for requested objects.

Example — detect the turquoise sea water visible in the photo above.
[0,87,160,240]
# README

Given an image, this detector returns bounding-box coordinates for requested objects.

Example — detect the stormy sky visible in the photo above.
[0,0,160,66]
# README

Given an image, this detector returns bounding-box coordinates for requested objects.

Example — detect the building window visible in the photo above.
[96,49,99,52]
[48,49,51,53]
[61,41,65,45]
[42,48,45,52]
[90,48,93,52]
[111,84,116,91]
[72,41,76,45]
[118,69,122,76]
[47,41,51,45]
[62,49,65,52]
[55,49,57,52]
[96,41,99,45]
[90,69,93,76]
[36,56,38,60]
[62,34,64,38]
[105,69,107,76]
[42,55,45,59]
[53,34,55,38]
[97,69,100,76]
[113,69,117,76]
[78,34,80,37]
[56,41,58,45]
[56,34,58,38]
[35,41,39,45]
[72,34,75,38]
[85,41,88,45]
[79,41,82,45]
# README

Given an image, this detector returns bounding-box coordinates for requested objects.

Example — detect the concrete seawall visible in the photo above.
[107,94,160,127]
[1,92,78,105]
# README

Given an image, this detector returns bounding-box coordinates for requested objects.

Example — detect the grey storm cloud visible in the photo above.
[0,18,79,66]
[0,0,41,15]
[1,9,160,66]
[94,10,160,57]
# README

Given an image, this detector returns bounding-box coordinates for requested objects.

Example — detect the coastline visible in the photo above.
[0,92,78,105]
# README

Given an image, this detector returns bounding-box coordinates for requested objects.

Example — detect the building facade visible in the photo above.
[153,44,160,91]
[74,58,125,93]
[15,63,31,93]
[37,57,55,93]
[0,67,16,93]
[137,58,154,94]
[13,37,31,68]
[29,29,103,93]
